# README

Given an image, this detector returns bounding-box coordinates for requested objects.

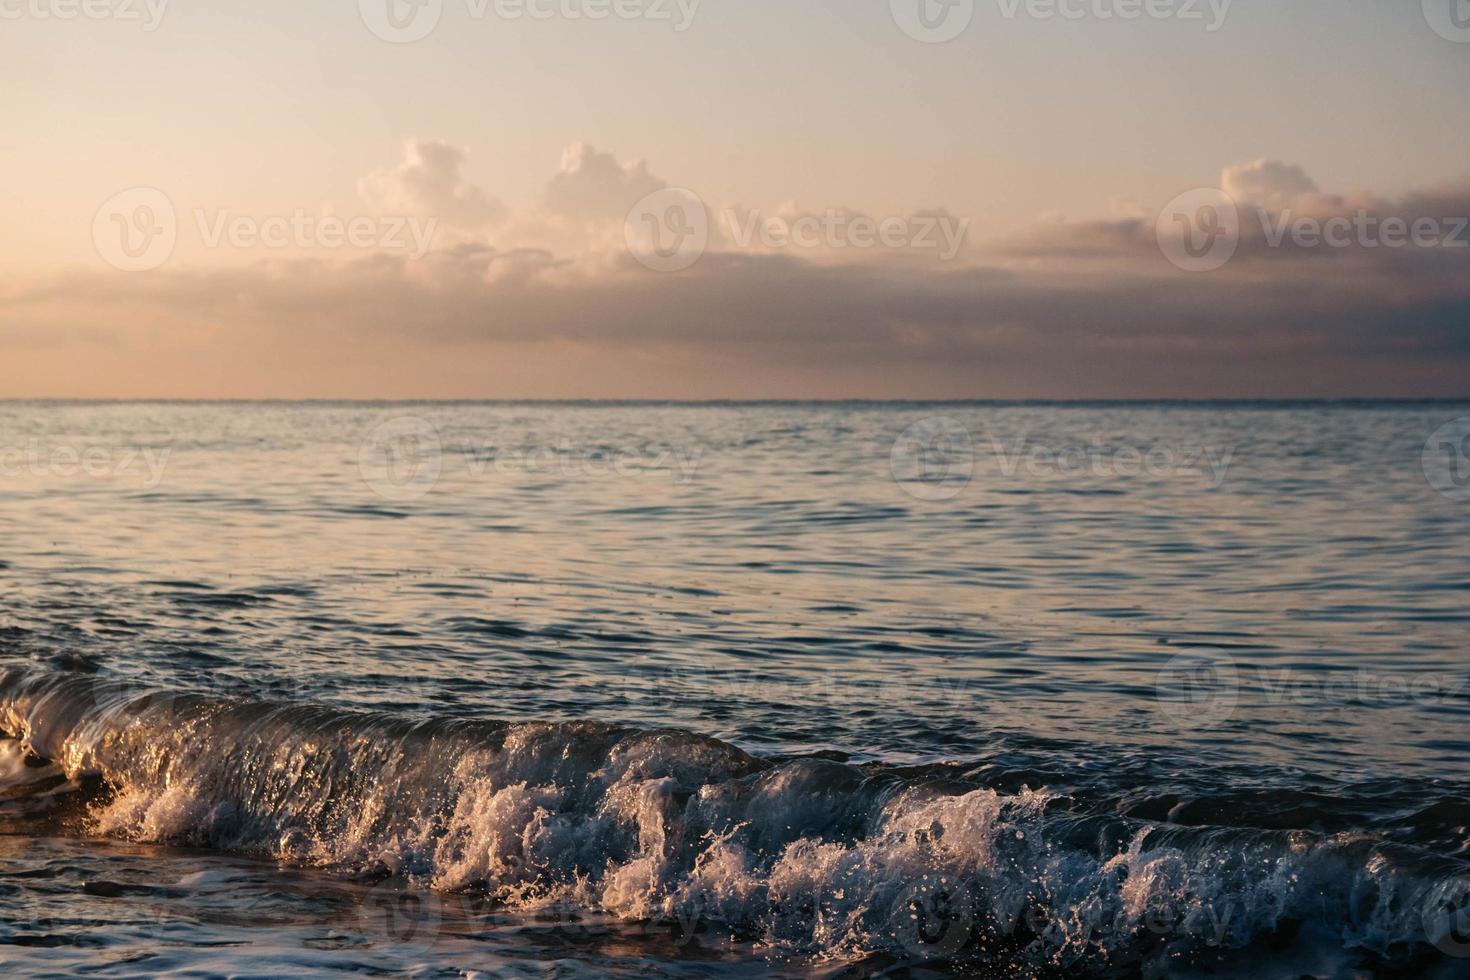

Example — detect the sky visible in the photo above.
[1,0,1468,398]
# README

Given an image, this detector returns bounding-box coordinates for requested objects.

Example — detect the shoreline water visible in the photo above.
[2,402,1467,975]
[2,665,1468,977]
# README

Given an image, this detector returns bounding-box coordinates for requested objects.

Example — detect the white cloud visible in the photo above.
[1221,159,1319,210]
[359,139,508,229]
[543,143,666,223]
[11,147,1465,397]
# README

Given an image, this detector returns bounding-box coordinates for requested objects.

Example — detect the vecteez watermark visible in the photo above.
[336,844,1260,961]
[1157,187,1469,272]
[623,190,969,273]
[468,0,699,28]
[984,433,1234,486]
[357,415,704,501]
[891,0,1231,43]
[92,187,438,272]
[194,209,436,258]
[888,416,1236,502]
[1155,649,1469,731]
[0,0,167,30]
[1253,211,1469,250]
[359,0,699,44]
[724,208,970,261]
[995,0,1231,29]
[611,660,986,718]
[0,441,171,488]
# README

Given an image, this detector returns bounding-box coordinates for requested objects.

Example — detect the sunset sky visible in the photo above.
[2,0,1468,398]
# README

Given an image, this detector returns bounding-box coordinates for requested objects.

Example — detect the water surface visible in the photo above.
[2,402,1468,977]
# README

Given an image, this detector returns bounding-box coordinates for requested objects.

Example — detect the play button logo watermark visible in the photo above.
[625,188,709,273]
[1423,417,1470,503]
[93,187,177,272]
[1424,0,1470,42]
[890,417,975,501]
[891,0,975,43]
[358,416,443,501]
[1155,649,1239,730]
[1156,188,1241,273]
[360,0,443,43]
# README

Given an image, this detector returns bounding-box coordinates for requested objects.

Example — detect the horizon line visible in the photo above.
[3,397,1468,406]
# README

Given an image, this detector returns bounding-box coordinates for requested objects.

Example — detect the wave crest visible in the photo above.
[1,666,1465,973]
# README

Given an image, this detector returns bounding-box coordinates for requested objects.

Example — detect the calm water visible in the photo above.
[2,402,1469,978]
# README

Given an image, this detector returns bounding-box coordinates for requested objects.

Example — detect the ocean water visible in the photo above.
[1,401,1469,978]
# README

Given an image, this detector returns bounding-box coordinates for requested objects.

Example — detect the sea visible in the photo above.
[1,401,1468,978]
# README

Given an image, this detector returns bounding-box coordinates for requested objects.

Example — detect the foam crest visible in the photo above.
[1,666,1465,972]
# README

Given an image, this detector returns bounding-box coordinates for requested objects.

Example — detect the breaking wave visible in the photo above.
[2,665,1467,975]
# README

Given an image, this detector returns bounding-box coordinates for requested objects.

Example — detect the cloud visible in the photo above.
[359,139,508,228]
[543,143,666,224]
[4,153,1467,398]
[1110,196,1149,220]
[1221,159,1319,210]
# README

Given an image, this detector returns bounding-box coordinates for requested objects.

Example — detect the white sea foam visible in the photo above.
[1,667,1464,973]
